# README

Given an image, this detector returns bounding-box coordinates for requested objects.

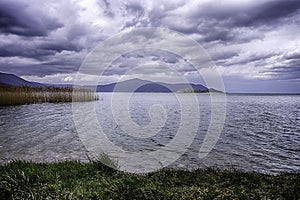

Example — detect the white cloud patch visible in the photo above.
[63,76,74,82]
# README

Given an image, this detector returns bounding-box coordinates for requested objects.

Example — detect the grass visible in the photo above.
[0,84,97,106]
[0,160,299,199]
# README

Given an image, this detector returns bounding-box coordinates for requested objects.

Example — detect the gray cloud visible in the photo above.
[285,51,300,60]
[264,65,300,80]
[0,0,62,37]
[184,0,300,27]
[0,0,299,92]
[100,0,115,18]
[232,0,300,26]
[163,1,300,44]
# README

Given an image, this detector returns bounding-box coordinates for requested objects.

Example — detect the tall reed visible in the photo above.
[0,84,98,106]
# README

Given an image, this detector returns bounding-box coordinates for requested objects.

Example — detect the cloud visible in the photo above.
[0,0,299,92]
[163,0,300,44]
[170,0,300,28]
[63,76,74,82]
[0,0,62,37]
[99,0,115,18]
[101,49,193,76]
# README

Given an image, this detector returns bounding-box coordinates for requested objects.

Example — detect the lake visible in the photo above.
[0,93,299,174]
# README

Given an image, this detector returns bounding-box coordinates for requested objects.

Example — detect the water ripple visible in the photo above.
[0,94,299,174]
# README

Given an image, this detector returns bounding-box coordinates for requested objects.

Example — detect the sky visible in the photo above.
[0,0,300,93]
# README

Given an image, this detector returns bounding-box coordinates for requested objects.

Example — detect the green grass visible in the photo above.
[0,160,299,199]
[0,84,98,106]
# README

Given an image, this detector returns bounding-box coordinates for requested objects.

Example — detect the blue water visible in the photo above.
[0,94,299,174]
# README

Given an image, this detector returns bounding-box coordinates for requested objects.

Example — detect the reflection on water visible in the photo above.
[0,93,299,174]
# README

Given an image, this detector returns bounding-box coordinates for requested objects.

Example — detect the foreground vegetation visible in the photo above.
[0,84,97,106]
[0,160,299,199]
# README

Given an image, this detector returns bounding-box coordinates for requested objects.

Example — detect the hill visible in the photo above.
[92,78,209,92]
[0,72,221,93]
[0,72,43,87]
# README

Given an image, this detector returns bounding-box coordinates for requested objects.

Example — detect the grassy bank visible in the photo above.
[1,161,299,199]
[0,84,97,106]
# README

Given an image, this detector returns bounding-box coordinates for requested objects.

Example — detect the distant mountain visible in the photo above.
[0,72,219,93]
[0,72,43,87]
[0,72,73,88]
[93,78,209,93]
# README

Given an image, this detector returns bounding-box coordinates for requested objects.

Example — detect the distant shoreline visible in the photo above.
[226,93,300,95]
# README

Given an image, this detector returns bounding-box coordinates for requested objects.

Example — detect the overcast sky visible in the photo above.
[0,0,300,93]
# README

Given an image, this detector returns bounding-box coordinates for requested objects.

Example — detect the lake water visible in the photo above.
[0,93,299,174]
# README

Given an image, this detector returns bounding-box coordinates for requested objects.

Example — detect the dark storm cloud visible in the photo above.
[122,2,152,29]
[0,0,95,77]
[0,60,81,77]
[189,0,300,27]
[166,0,300,44]
[232,0,300,26]
[265,65,300,80]
[0,43,56,58]
[0,1,62,37]
[280,54,300,79]
[0,0,299,92]
[220,50,300,82]
[39,42,82,53]
[285,52,300,60]
[0,36,82,60]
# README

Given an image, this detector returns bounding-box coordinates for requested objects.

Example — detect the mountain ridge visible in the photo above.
[0,72,43,87]
[0,72,219,93]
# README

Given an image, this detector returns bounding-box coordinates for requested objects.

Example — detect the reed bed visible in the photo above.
[0,84,97,106]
